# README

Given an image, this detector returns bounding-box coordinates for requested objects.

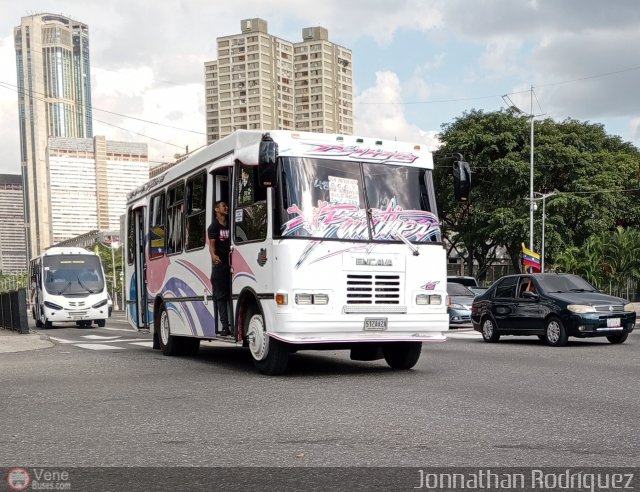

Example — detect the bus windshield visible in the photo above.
[43,255,105,295]
[279,157,441,243]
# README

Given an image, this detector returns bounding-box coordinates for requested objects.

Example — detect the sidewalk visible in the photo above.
[0,328,53,354]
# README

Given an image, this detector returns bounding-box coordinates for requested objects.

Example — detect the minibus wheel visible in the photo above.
[245,306,289,375]
[157,303,179,356]
[382,342,422,370]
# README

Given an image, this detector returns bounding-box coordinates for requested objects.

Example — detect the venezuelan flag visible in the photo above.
[521,242,541,273]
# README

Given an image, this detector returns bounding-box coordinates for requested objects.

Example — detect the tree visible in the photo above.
[434,109,640,274]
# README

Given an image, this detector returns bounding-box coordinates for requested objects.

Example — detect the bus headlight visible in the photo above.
[416,294,442,305]
[92,299,108,308]
[295,293,329,305]
[44,301,63,310]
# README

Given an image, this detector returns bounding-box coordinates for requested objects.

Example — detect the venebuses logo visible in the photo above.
[6,467,30,491]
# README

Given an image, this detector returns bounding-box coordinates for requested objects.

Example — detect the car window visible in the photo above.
[517,277,537,297]
[447,282,474,296]
[537,274,596,293]
[495,277,518,298]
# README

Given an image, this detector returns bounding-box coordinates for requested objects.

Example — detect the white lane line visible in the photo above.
[128,341,154,347]
[74,343,126,350]
[447,331,482,339]
[81,335,122,340]
[103,327,139,332]
[48,337,76,344]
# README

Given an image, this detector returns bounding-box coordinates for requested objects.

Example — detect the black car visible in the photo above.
[471,273,636,346]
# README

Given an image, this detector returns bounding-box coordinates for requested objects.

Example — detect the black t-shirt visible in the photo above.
[207,219,230,266]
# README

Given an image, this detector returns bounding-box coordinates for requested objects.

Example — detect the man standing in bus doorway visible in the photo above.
[208,200,232,337]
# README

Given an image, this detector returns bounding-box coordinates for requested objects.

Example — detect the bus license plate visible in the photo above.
[364,318,387,331]
[607,318,621,328]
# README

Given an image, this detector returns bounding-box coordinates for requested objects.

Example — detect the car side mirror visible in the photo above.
[522,291,539,300]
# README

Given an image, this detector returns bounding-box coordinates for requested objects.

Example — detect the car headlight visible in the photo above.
[567,304,596,314]
[623,303,634,313]
[450,303,465,310]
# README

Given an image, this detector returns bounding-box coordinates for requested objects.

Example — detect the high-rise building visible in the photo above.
[205,18,353,144]
[46,136,149,244]
[0,175,27,274]
[14,13,93,258]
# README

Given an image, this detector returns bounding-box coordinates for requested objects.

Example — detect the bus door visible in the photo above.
[128,206,148,329]
[231,161,269,330]
[209,167,231,332]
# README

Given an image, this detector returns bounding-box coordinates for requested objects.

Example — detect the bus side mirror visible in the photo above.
[258,133,278,188]
[452,157,471,202]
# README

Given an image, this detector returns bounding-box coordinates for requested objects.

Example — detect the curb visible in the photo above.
[0,330,54,354]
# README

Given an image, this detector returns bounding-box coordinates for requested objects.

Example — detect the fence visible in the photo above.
[0,288,29,334]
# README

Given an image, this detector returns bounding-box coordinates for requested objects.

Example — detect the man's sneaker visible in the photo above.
[219,330,231,337]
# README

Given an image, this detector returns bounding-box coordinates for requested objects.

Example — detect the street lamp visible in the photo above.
[503,86,541,251]
[532,191,557,272]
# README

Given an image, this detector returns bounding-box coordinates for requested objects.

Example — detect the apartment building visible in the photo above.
[0,175,27,274]
[205,18,353,143]
[47,137,149,244]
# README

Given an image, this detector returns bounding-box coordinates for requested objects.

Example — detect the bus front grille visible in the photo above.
[346,274,401,304]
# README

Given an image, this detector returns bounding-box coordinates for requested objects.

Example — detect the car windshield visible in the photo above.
[537,274,597,293]
[278,157,441,243]
[447,282,474,296]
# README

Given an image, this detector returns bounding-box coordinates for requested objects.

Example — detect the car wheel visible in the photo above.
[481,317,500,342]
[606,332,628,344]
[382,342,422,369]
[545,316,568,347]
[245,306,289,375]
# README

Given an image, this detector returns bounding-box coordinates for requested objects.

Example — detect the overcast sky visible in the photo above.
[1,0,639,174]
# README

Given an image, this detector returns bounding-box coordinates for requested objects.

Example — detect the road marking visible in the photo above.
[74,343,126,350]
[48,336,77,344]
[81,335,122,340]
[103,327,138,333]
[447,331,482,339]
[128,341,154,347]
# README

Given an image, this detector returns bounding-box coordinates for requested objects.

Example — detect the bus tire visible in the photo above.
[44,320,52,330]
[96,319,106,328]
[382,342,422,370]
[157,303,179,356]
[181,338,200,356]
[245,308,289,375]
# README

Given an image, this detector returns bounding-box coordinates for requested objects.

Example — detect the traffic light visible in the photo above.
[453,157,471,201]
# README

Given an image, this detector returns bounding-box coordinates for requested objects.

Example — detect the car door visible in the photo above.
[512,276,544,331]
[490,276,519,330]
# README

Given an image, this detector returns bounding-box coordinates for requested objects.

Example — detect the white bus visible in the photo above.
[125,130,470,374]
[29,246,110,328]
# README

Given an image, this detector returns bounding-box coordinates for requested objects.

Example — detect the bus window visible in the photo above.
[166,182,185,255]
[149,192,166,259]
[234,163,267,243]
[185,172,207,251]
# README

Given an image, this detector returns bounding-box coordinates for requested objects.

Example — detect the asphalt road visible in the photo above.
[1,315,638,470]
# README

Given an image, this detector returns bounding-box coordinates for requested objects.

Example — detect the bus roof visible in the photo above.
[128,130,435,203]
[39,246,97,257]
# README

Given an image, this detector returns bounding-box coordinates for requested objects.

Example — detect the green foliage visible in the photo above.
[555,227,640,299]
[434,109,640,284]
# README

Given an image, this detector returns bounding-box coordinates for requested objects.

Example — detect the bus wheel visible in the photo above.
[158,304,179,356]
[245,309,289,375]
[382,342,422,370]
[96,319,106,328]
